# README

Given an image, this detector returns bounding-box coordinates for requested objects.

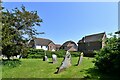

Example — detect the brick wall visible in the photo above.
[78,41,102,56]
[48,42,56,51]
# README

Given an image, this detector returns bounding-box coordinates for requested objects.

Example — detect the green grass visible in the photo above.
[0,60,2,79]
[2,57,119,79]
[2,57,94,78]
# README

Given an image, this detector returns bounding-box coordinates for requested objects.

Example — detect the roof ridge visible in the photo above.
[34,37,54,46]
[35,38,52,41]
[85,32,105,37]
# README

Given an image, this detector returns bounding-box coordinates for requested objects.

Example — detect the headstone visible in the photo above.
[19,55,22,59]
[13,56,17,59]
[43,51,49,61]
[52,54,57,64]
[77,52,84,66]
[43,55,48,61]
[17,55,20,59]
[56,51,71,73]
[2,55,8,59]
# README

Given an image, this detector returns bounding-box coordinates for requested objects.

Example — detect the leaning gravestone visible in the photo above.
[77,52,84,66]
[43,52,48,61]
[56,51,71,73]
[52,54,57,64]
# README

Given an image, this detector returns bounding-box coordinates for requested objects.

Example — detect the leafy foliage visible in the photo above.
[2,59,21,68]
[26,48,66,58]
[27,48,45,58]
[95,35,120,73]
[1,5,42,59]
[26,48,80,58]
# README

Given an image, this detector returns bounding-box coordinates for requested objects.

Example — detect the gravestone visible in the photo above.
[77,52,84,66]
[43,52,48,61]
[17,55,20,59]
[19,55,22,59]
[43,55,48,61]
[56,51,71,73]
[52,54,57,64]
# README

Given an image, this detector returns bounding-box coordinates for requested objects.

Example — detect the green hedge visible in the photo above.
[27,48,45,58]
[26,48,80,59]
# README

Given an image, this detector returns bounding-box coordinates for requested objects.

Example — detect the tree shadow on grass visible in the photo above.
[82,68,119,80]
[2,59,21,68]
[48,62,53,64]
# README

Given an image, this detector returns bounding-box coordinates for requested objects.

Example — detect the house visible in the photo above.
[60,41,78,51]
[28,38,56,51]
[77,32,106,56]
[55,44,61,51]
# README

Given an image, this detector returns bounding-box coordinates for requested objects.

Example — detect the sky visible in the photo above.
[3,2,118,44]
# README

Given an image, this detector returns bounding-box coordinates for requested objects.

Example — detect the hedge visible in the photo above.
[26,48,81,59]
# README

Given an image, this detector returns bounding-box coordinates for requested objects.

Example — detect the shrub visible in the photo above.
[27,48,45,58]
[26,48,80,58]
[94,35,120,73]
[53,50,66,58]
[70,51,80,57]
[2,59,21,68]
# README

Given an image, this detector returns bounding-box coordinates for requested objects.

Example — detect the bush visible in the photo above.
[27,48,45,58]
[52,50,66,58]
[46,50,80,58]
[26,48,80,58]
[94,36,120,73]
[26,48,66,58]
[2,59,21,68]
[70,51,80,57]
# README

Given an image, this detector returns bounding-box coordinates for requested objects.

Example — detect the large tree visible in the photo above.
[95,34,120,73]
[2,5,43,59]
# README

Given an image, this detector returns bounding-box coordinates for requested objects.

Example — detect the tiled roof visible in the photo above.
[78,32,106,43]
[62,41,77,47]
[60,41,78,51]
[55,44,61,48]
[34,38,52,46]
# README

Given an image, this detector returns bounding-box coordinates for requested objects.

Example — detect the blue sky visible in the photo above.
[3,2,118,44]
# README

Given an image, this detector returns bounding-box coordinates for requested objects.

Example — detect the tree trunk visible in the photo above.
[7,56,10,60]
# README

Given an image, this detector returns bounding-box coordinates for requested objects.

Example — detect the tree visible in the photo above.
[0,25,1,50]
[95,34,120,73]
[2,5,43,59]
[115,30,120,34]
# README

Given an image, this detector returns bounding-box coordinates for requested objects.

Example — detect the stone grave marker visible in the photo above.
[43,52,48,61]
[56,51,71,73]
[52,54,57,64]
[77,52,84,66]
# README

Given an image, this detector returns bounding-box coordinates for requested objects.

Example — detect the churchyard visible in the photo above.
[2,57,94,78]
[2,56,118,79]
[1,2,119,80]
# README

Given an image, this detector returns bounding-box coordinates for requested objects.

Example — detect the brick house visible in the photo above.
[28,38,56,51]
[55,44,61,51]
[77,32,106,56]
[60,41,78,51]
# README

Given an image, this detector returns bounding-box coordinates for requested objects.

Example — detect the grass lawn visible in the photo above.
[2,57,119,79]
